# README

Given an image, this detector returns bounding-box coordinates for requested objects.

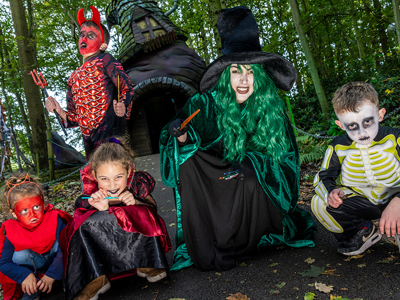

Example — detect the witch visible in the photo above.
[160,6,316,272]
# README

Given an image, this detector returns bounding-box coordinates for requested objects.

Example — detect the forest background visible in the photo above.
[1,0,400,177]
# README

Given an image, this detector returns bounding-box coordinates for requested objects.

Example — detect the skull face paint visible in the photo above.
[79,24,102,58]
[335,103,386,146]
[13,196,45,229]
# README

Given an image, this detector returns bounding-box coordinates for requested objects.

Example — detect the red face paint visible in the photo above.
[14,196,45,229]
[79,25,102,57]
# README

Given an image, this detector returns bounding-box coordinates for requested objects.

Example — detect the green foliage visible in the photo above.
[1,0,400,168]
[296,135,329,164]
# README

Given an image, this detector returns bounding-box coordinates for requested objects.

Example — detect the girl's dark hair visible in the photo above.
[2,172,43,211]
[91,136,135,174]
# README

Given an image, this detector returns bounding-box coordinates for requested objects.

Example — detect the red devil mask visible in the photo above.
[77,6,105,44]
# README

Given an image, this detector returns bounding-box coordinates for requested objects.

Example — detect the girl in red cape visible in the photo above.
[60,136,171,300]
[0,173,72,300]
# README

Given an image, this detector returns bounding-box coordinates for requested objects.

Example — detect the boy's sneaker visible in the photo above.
[337,224,382,256]
[74,275,111,300]
[137,268,167,283]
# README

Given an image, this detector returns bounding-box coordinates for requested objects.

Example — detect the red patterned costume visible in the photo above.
[65,52,134,157]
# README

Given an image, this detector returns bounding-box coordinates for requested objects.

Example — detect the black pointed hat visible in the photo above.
[199,6,297,94]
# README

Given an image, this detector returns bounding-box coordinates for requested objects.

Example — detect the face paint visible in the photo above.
[95,162,129,197]
[336,104,382,145]
[79,25,102,58]
[230,64,254,104]
[13,196,45,229]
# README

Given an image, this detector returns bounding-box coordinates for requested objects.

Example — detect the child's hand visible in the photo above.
[45,97,62,114]
[380,196,400,237]
[119,190,137,206]
[113,100,126,117]
[22,273,37,295]
[328,189,344,208]
[89,190,109,211]
[37,275,55,293]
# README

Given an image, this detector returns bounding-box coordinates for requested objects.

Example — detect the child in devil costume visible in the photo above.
[45,6,134,159]
[0,173,72,300]
[61,136,170,300]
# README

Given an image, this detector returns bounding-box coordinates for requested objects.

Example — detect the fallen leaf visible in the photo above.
[315,282,333,293]
[275,282,286,288]
[340,288,349,291]
[215,272,222,276]
[169,223,176,227]
[344,254,364,261]
[357,263,366,268]
[329,296,355,300]
[377,255,397,263]
[238,262,247,267]
[304,292,316,300]
[226,292,250,300]
[299,265,325,278]
[305,257,315,264]
[272,290,280,296]
[141,285,148,289]
[322,269,340,276]
[272,270,277,273]
[269,263,278,267]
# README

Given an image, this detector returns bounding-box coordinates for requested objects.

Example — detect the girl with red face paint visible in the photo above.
[45,6,135,159]
[0,173,72,300]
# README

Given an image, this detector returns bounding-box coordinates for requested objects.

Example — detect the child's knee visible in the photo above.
[311,195,343,233]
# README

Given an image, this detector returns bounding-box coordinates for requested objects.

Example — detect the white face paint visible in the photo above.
[336,104,382,145]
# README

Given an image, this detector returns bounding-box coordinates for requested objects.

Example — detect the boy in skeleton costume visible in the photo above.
[312,81,400,256]
[45,6,134,158]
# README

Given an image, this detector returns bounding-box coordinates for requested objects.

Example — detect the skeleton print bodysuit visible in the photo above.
[312,127,400,234]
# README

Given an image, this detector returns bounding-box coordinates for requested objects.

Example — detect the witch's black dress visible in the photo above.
[178,143,283,271]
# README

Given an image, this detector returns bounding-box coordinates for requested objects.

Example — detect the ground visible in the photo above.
[1,156,399,300]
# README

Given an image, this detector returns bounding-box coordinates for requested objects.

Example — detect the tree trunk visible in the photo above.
[350,0,366,62]
[288,0,329,116]
[208,0,226,57]
[9,0,48,169]
[371,0,390,65]
[393,0,400,48]
[1,42,34,152]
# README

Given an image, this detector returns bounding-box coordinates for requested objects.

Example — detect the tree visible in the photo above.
[288,0,329,116]
[9,0,48,168]
[393,0,400,48]
[208,0,226,57]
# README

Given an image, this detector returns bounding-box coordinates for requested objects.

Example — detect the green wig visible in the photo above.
[215,64,290,163]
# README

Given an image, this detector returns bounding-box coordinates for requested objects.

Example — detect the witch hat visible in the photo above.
[199,6,297,94]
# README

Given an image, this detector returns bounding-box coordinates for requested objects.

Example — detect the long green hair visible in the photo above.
[215,64,290,163]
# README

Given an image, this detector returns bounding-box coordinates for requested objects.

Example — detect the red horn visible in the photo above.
[90,6,101,27]
[90,6,104,44]
[77,8,86,26]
